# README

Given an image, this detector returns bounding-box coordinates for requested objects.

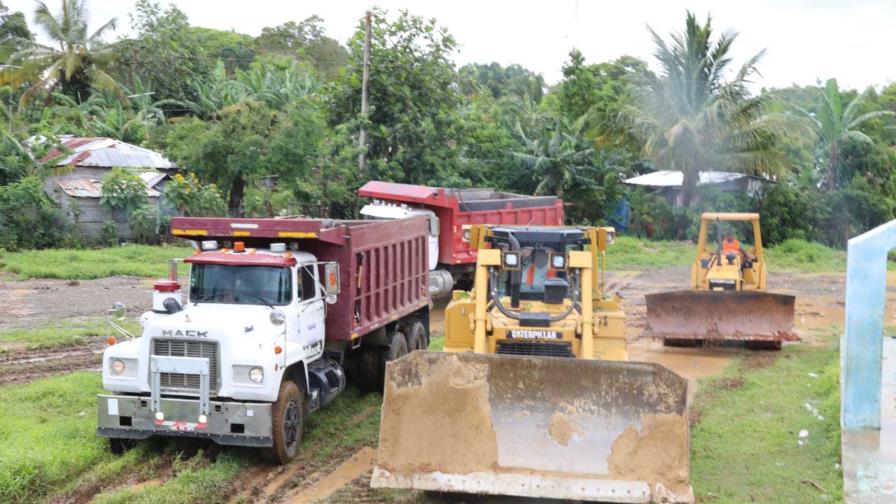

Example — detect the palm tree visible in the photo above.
[625,11,791,207]
[0,0,120,107]
[789,78,894,189]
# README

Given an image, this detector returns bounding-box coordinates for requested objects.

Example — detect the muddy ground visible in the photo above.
[0,267,867,502]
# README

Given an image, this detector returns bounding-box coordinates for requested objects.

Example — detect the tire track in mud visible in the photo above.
[0,342,104,385]
[227,403,381,504]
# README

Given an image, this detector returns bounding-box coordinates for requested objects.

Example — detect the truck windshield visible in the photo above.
[190,264,292,306]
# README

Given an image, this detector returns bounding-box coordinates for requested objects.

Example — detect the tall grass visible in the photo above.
[0,244,194,280]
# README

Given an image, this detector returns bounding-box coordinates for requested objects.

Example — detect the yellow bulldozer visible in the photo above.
[646,212,796,350]
[372,225,692,503]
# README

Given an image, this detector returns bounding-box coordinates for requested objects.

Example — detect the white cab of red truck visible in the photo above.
[97,216,431,464]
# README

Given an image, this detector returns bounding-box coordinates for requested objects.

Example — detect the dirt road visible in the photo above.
[0,275,154,332]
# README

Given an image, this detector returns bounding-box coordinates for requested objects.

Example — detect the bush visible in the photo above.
[0,176,69,251]
[166,173,227,216]
[129,204,164,244]
[100,168,148,212]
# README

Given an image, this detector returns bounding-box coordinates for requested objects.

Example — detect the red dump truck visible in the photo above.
[97,216,430,463]
[359,181,564,295]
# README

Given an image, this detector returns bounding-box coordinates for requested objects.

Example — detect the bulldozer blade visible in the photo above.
[371,351,692,503]
[645,290,796,344]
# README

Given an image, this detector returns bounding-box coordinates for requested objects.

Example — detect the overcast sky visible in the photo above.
[6,0,894,91]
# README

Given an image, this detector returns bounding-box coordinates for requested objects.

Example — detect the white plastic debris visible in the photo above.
[808,372,819,378]
[799,429,809,438]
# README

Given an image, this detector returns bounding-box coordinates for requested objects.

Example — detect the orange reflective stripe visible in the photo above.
[527,264,535,285]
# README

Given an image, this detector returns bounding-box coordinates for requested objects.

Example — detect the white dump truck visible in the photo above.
[97,216,431,463]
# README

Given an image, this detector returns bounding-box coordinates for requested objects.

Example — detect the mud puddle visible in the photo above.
[629,338,738,403]
[283,447,376,503]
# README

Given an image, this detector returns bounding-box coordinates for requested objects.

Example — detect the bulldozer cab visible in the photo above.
[489,226,587,306]
[693,212,766,291]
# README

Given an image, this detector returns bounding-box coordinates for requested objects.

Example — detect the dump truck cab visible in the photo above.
[443,224,626,361]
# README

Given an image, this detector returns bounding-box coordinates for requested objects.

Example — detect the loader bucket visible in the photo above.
[371,351,692,503]
[645,290,796,345]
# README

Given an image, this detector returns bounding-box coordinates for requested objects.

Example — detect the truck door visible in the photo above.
[294,263,326,362]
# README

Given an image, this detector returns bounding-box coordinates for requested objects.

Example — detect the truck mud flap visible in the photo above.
[645,290,797,344]
[371,351,693,503]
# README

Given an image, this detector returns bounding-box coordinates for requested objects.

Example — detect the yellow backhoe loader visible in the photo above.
[646,212,796,350]
[372,225,692,503]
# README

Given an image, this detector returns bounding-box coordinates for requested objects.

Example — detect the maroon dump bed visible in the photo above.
[358,181,564,265]
[171,216,430,343]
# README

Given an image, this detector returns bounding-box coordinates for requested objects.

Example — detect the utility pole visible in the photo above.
[358,11,372,172]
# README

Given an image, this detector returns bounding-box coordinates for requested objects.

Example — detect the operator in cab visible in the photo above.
[721,229,753,266]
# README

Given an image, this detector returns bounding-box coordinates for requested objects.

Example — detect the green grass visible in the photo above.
[605,236,694,270]
[0,372,111,503]
[0,244,194,280]
[690,345,842,503]
[765,239,847,273]
[0,318,142,353]
[606,235,852,274]
[92,455,245,504]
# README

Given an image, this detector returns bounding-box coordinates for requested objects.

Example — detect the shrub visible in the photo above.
[0,176,69,251]
[100,168,148,212]
[129,204,162,244]
[166,173,227,216]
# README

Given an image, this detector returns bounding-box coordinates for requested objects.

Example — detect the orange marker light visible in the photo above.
[274,345,283,355]
[234,241,245,252]
[106,336,117,346]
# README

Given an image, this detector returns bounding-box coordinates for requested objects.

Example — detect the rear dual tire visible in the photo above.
[357,330,408,392]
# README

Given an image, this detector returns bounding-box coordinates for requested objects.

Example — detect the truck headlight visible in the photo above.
[111,359,126,375]
[249,366,264,384]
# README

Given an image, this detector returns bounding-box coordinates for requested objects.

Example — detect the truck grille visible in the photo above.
[496,341,573,358]
[152,339,219,393]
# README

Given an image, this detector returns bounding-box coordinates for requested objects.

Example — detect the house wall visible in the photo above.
[44,167,162,242]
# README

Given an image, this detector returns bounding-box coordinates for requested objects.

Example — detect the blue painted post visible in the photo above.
[843,220,896,429]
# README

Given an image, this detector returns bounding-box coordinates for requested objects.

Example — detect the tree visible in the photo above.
[625,11,791,207]
[0,0,120,106]
[254,17,347,80]
[154,98,324,215]
[110,0,210,106]
[0,1,32,44]
[459,62,545,102]
[789,78,894,189]
[328,10,463,185]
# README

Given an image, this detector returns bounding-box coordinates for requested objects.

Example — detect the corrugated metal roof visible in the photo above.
[624,170,753,188]
[57,176,163,199]
[42,136,179,170]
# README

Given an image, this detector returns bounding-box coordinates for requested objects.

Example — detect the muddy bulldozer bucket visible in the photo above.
[371,351,692,503]
[646,290,796,345]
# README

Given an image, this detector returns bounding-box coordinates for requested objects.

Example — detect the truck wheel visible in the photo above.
[268,379,304,464]
[385,330,408,361]
[405,321,428,352]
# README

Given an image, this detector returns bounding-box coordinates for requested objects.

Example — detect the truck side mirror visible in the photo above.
[324,262,340,296]
[108,302,126,321]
